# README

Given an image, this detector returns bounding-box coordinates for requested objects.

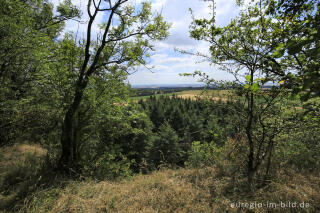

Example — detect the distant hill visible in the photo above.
[131,83,275,89]
[131,84,205,89]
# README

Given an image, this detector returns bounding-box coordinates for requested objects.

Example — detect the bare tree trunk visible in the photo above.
[264,140,274,180]
[59,82,86,171]
[246,70,255,189]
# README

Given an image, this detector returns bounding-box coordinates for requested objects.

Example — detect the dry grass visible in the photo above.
[0,144,47,211]
[27,169,213,213]
[0,144,46,174]
[25,167,320,213]
[175,90,230,102]
[2,144,319,212]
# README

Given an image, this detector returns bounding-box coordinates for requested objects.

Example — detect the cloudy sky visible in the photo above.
[53,0,242,85]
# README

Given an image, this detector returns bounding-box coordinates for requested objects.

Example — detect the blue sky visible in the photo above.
[52,0,242,85]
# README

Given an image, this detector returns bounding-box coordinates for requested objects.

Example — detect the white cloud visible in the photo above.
[51,0,107,39]
[127,0,239,85]
[215,0,239,25]
[151,0,167,12]
[51,0,239,85]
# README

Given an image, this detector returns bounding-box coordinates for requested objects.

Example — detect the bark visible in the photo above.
[246,69,255,188]
[58,0,118,172]
[265,140,274,179]
[59,81,87,172]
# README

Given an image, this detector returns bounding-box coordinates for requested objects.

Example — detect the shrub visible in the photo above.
[185,141,216,168]
[186,136,248,179]
[82,150,133,180]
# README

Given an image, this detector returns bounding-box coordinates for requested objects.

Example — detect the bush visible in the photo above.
[274,97,320,172]
[276,138,320,171]
[82,150,133,180]
[185,141,216,168]
[186,136,248,179]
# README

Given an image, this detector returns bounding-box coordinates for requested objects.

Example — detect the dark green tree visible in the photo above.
[148,122,183,168]
[82,105,154,178]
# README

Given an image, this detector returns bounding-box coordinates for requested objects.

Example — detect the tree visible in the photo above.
[0,0,80,146]
[59,0,170,170]
[262,0,320,99]
[82,105,154,178]
[148,122,183,168]
[0,0,80,80]
[187,0,290,186]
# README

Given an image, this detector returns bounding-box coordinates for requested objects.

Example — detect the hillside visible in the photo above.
[1,144,319,213]
[27,169,320,213]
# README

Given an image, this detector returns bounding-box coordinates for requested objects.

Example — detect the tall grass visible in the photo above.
[23,167,320,213]
[0,144,53,212]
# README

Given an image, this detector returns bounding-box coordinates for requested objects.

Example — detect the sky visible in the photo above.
[52,0,242,85]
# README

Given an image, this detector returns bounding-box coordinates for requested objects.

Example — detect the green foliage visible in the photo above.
[191,0,320,100]
[185,141,216,168]
[57,0,170,170]
[57,0,81,20]
[136,95,234,168]
[263,0,320,98]
[276,139,319,171]
[187,0,307,185]
[0,0,79,147]
[275,97,320,171]
[148,122,183,169]
[80,106,154,179]
[83,150,133,180]
[0,0,170,176]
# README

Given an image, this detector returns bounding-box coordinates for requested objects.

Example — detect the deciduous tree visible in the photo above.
[59,0,170,171]
[188,0,290,187]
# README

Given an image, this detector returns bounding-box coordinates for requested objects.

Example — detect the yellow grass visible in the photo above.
[2,144,319,213]
[0,143,46,173]
[174,90,231,102]
[129,90,232,102]
[0,144,47,211]
[25,167,320,213]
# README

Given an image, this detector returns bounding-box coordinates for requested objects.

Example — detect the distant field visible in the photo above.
[129,92,176,101]
[176,90,230,100]
[129,90,231,102]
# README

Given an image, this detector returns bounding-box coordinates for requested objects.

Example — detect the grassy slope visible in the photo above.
[1,145,319,213]
[25,168,320,213]
[0,144,47,211]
